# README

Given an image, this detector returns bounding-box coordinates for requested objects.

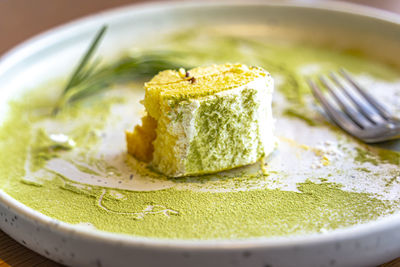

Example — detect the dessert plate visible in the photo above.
[0,1,399,266]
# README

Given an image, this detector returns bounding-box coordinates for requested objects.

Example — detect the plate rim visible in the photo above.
[0,0,400,250]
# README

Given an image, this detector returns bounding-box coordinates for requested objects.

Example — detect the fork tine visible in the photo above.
[319,75,370,129]
[329,72,381,124]
[339,68,392,120]
[307,79,361,134]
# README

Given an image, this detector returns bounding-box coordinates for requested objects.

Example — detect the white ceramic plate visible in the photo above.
[0,1,400,266]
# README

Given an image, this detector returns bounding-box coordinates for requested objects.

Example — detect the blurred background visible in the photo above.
[1,0,400,56]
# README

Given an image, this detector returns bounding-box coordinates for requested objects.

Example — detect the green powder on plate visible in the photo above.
[0,30,399,239]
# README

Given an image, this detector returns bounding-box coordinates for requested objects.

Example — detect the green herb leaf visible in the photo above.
[63,26,107,95]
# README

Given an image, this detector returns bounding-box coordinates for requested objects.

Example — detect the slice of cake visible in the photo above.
[126,63,275,177]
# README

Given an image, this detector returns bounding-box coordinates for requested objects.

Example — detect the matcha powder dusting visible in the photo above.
[5,175,396,239]
[120,181,392,239]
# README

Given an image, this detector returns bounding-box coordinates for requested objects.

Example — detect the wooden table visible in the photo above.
[0,0,399,266]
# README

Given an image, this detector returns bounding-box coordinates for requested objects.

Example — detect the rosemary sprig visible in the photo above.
[53,26,187,114]
[53,26,107,114]
[63,26,107,95]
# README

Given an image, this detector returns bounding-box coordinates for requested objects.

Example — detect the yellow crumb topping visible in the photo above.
[144,63,266,119]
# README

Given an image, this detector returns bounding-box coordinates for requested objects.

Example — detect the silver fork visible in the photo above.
[307,69,400,143]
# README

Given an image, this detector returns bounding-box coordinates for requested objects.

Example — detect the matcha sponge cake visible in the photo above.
[126,63,275,177]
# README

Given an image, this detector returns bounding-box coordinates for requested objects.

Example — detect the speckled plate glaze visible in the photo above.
[0,1,400,267]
